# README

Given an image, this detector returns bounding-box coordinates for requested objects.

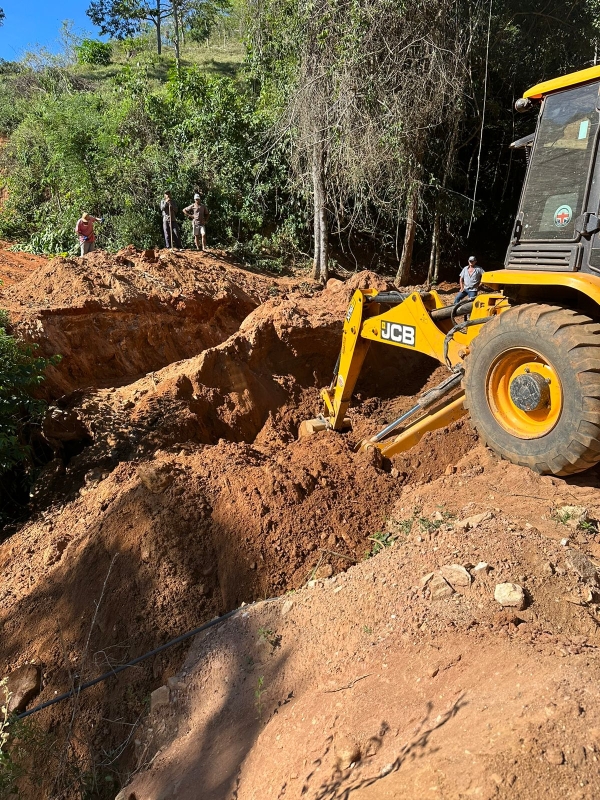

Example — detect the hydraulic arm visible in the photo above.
[299,288,506,456]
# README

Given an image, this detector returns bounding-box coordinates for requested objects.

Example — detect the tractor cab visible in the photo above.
[507,66,600,273]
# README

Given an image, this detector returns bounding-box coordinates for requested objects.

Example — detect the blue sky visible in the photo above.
[0,0,104,61]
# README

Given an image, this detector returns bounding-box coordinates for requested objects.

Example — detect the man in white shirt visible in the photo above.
[454,256,484,305]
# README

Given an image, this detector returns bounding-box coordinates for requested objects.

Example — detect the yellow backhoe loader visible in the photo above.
[300,65,600,476]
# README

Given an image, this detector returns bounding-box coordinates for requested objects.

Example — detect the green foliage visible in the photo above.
[0,316,56,474]
[75,39,113,66]
[0,61,297,257]
[365,531,395,558]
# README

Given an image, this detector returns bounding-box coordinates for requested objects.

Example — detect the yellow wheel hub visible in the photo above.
[486,348,562,439]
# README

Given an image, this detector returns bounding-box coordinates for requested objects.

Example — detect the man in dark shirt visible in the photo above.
[183,193,210,251]
[160,191,181,250]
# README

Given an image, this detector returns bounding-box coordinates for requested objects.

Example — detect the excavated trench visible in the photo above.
[0,259,479,795]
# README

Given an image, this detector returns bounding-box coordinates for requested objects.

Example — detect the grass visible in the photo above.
[70,36,245,90]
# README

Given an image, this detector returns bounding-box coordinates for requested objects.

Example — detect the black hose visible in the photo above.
[16,598,278,721]
[443,316,495,369]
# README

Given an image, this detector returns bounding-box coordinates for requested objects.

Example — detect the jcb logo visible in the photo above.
[345,302,355,322]
[381,321,416,346]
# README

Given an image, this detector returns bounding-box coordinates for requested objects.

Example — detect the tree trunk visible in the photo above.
[312,141,328,284]
[156,0,162,55]
[426,211,440,287]
[396,181,418,286]
[173,2,181,74]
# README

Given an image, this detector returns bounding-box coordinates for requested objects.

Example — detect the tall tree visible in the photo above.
[249,0,470,284]
[87,0,173,54]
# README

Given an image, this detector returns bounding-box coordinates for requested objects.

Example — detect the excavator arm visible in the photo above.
[300,288,507,456]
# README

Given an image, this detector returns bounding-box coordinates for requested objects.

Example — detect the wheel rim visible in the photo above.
[486,348,563,439]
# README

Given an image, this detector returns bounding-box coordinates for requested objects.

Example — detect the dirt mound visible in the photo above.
[0,243,47,288]
[9,254,580,799]
[123,446,600,800]
[1,247,314,398]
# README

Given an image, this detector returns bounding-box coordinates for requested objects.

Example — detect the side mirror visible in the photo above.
[515,98,533,113]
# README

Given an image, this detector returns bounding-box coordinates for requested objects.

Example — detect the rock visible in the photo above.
[454,511,494,533]
[565,550,598,582]
[494,583,526,610]
[380,763,394,777]
[334,734,361,769]
[150,685,170,713]
[281,599,294,616]
[545,747,564,765]
[472,562,491,576]
[137,462,174,493]
[541,561,555,576]
[420,572,435,588]
[432,511,444,521]
[440,564,472,588]
[430,573,454,599]
[560,538,570,547]
[557,505,588,528]
[3,664,41,713]
[316,563,334,579]
[43,538,69,567]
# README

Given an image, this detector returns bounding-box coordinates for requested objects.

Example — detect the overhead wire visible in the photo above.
[467,0,493,238]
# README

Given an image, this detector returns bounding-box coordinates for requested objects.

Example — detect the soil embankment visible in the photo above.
[2,248,600,799]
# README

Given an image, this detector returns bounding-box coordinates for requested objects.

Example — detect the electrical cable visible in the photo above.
[467,0,493,238]
[15,597,279,722]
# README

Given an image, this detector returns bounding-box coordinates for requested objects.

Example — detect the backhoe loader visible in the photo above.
[300,65,600,476]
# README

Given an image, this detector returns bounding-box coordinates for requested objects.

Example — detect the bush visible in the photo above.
[0,314,57,473]
[75,39,112,66]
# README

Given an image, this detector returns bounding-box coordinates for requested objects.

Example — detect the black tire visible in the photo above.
[463,303,600,475]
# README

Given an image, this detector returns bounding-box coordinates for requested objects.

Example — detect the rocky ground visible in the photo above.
[1,247,600,799]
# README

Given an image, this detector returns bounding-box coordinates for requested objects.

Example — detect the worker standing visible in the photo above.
[454,256,484,305]
[75,212,103,257]
[160,191,181,250]
[183,193,210,251]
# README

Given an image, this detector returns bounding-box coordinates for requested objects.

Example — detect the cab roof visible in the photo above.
[524,65,600,100]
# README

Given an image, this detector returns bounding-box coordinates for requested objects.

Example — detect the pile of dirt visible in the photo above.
[0,243,47,288]
[6,248,599,799]
[123,447,600,800]
[1,247,313,398]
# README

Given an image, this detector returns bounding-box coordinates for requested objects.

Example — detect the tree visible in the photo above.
[0,9,5,25]
[87,0,173,54]
[249,0,471,284]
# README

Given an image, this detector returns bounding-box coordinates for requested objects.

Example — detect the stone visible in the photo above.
[380,763,394,777]
[541,561,555,576]
[560,538,570,547]
[281,599,294,616]
[454,511,494,533]
[137,462,174,494]
[43,538,69,567]
[150,685,170,713]
[334,734,361,769]
[564,550,598,582]
[557,505,589,528]
[430,573,454,599]
[420,572,435,588]
[494,583,526,610]
[472,562,491,576]
[440,564,472,588]
[316,563,334,579]
[167,677,181,690]
[432,511,444,521]
[3,664,41,713]
[545,747,565,765]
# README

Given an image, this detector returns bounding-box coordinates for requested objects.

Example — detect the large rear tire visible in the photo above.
[463,303,600,475]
